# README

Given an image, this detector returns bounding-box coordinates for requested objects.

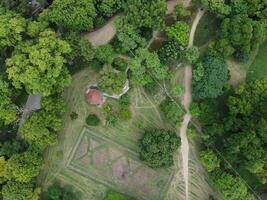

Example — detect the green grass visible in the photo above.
[194,13,219,47]
[104,191,135,200]
[247,41,267,80]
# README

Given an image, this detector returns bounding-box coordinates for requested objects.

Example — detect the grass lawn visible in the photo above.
[194,13,219,47]
[247,41,267,80]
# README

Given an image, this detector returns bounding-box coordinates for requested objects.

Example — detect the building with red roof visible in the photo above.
[86,89,105,106]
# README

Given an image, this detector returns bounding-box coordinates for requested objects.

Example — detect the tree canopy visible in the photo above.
[6,30,72,96]
[48,0,97,32]
[139,128,180,168]
[193,56,228,99]
[2,181,35,200]
[165,21,190,46]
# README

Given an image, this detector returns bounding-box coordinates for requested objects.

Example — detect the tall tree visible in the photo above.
[48,0,97,31]
[2,181,35,200]
[5,151,42,183]
[6,30,72,96]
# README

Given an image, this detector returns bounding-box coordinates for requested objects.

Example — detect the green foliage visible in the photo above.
[184,46,200,64]
[95,0,123,17]
[115,17,146,52]
[0,7,26,49]
[129,48,168,85]
[26,20,49,37]
[95,44,115,64]
[6,30,72,96]
[194,0,231,16]
[158,41,183,64]
[171,85,184,97]
[112,58,127,72]
[200,149,220,172]
[0,80,17,124]
[139,128,180,168]
[48,0,97,31]
[0,140,25,158]
[118,108,132,121]
[165,21,189,46]
[160,98,183,125]
[0,156,6,183]
[70,112,78,120]
[123,0,167,30]
[64,31,95,63]
[192,62,204,82]
[193,56,228,99]
[172,3,191,20]
[86,114,100,126]
[2,181,35,200]
[5,151,42,183]
[118,94,131,107]
[143,80,160,95]
[0,0,32,17]
[21,113,57,151]
[43,184,79,200]
[106,113,118,126]
[104,190,134,200]
[97,65,127,94]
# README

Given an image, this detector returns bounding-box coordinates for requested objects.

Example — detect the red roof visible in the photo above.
[86,89,104,105]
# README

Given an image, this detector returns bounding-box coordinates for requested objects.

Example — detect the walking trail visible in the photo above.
[179,8,204,200]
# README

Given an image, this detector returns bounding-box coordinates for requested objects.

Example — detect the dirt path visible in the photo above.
[179,8,204,200]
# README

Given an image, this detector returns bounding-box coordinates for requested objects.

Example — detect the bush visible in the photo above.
[104,190,134,200]
[86,114,100,126]
[113,58,128,72]
[159,99,183,125]
[106,113,118,126]
[118,108,132,121]
[139,128,180,168]
[118,94,131,107]
[70,112,78,120]
[56,150,63,160]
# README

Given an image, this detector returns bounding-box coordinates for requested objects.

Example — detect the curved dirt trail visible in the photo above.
[179,8,204,200]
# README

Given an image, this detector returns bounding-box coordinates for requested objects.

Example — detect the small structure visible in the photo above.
[86,89,105,106]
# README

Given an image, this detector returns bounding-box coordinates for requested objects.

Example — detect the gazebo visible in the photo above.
[86,89,105,106]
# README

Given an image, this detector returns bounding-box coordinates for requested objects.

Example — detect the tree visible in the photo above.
[5,151,42,183]
[193,56,228,99]
[129,48,168,85]
[97,65,127,94]
[0,156,6,183]
[200,149,220,172]
[95,44,115,64]
[193,0,231,16]
[2,181,35,200]
[184,46,200,64]
[0,79,18,124]
[48,0,97,31]
[86,114,100,126]
[172,3,191,20]
[0,0,32,17]
[6,30,72,96]
[158,41,183,64]
[165,21,190,46]
[21,113,57,151]
[192,62,204,82]
[95,0,123,17]
[0,7,26,50]
[115,17,146,52]
[123,0,167,30]
[139,128,180,168]
[159,98,183,125]
[171,85,184,97]
[43,184,79,200]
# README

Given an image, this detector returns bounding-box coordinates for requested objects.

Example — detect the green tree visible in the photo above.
[184,46,200,64]
[129,48,168,85]
[193,0,231,16]
[48,0,97,31]
[2,181,35,200]
[165,21,190,46]
[0,156,6,183]
[200,149,220,172]
[171,85,184,97]
[193,56,228,99]
[95,0,123,17]
[123,0,167,30]
[115,17,146,52]
[160,98,183,125]
[192,62,204,82]
[5,151,42,183]
[172,3,191,20]
[21,113,57,151]
[6,30,71,96]
[86,114,101,126]
[0,80,17,124]
[0,7,26,49]
[158,41,183,64]
[95,44,115,64]
[139,128,180,168]
[97,65,127,94]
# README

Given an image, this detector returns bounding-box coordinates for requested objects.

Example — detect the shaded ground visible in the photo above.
[227,59,246,87]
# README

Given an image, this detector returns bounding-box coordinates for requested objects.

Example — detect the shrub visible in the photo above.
[86,114,100,126]
[70,112,78,120]
[106,113,118,126]
[113,58,127,72]
[118,108,132,121]
[104,190,134,200]
[118,94,131,107]
[139,128,180,168]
